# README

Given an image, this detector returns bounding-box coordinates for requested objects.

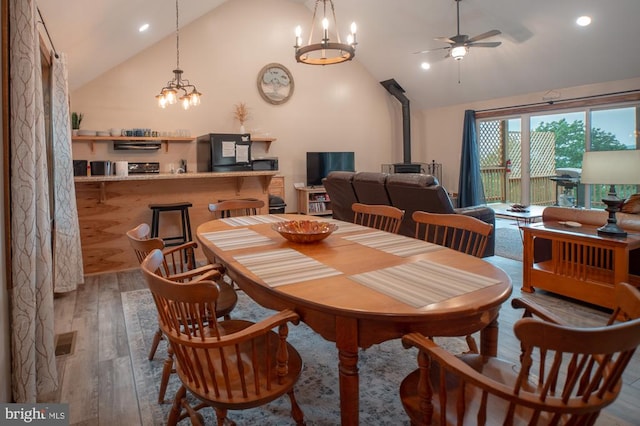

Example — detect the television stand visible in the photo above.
[296,186,332,216]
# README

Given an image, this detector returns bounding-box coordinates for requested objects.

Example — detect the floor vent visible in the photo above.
[55,331,77,357]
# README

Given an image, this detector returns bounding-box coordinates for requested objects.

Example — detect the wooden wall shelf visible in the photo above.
[251,137,277,153]
[72,136,193,153]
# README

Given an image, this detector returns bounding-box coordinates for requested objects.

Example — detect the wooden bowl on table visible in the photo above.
[272,220,338,243]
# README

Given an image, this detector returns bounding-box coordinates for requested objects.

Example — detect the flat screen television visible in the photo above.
[306,151,355,187]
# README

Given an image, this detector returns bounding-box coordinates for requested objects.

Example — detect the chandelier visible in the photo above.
[156,0,201,109]
[294,0,357,65]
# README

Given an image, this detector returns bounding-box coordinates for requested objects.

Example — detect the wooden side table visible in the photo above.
[522,222,640,309]
[296,186,332,216]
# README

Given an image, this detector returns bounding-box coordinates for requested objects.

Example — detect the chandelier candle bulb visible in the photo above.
[295,26,302,48]
[323,17,329,41]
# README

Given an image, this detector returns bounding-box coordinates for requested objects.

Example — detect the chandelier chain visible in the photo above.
[175,0,180,69]
[307,1,319,46]
[328,1,342,44]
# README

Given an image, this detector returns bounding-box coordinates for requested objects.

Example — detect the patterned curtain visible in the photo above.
[52,53,84,292]
[457,110,486,207]
[9,0,58,401]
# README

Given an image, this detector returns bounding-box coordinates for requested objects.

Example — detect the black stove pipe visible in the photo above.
[380,79,411,164]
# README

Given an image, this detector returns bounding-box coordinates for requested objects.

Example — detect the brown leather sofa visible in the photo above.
[352,172,392,205]
[535,206,640,275]
[322,171,358,223]
[323,171,496,257]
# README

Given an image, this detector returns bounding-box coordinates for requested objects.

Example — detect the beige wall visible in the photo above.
[69,0,640,205]
[422,76,640,193]
[70,0,420,208]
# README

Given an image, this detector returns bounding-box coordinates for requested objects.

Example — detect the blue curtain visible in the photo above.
[457,110,486,207]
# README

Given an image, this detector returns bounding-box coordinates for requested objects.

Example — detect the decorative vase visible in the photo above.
[240,124,246,134]
[72,129,78,137]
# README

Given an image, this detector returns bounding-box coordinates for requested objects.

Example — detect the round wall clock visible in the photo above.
[257,63,294,105]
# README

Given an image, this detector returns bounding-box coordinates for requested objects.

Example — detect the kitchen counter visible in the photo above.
[75,171,277,274]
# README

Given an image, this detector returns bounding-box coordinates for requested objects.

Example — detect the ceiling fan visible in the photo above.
[415,0,501,60]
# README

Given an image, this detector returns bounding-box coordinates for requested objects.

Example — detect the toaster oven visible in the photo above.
[251,157,278,171]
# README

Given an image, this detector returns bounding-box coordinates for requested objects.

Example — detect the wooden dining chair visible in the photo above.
[126,223,238,403]
[412,211,493,258]
[207,199,266,287]
[400,282,640,426]
[141,249,305,426]
[208,199,265,218]
[413,211,494,352]
[352,202,404,234]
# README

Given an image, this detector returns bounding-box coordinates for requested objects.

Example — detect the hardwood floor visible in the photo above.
[44,270,146,425]
[44,258,640,425]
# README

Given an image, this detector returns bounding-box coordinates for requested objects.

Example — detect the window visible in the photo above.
[477,99,640,208]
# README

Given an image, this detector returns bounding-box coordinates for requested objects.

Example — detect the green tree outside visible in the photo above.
[534,118,628,168]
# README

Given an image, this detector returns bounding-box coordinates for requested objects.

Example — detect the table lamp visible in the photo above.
[580,150,640,237]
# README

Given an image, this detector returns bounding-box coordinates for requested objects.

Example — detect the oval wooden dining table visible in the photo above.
[197,214,512,425]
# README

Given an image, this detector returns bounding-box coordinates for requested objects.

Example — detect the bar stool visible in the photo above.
[149,202,193,247]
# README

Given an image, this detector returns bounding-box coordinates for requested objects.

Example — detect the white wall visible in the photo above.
[70,0,415,207]
[422,76,640,193]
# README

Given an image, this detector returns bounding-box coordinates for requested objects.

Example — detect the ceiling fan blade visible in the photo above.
[413,46,451,55]
[434,36,456,44]
[467,41,502,48]
[467,29,501,43]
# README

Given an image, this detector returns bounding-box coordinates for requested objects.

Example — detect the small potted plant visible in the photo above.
[71,112,83,136]
[233,103,249,134]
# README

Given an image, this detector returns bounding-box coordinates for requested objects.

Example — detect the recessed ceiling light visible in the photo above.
[576,16,591,27]
[139,23,150,32]
[421,62,431,71]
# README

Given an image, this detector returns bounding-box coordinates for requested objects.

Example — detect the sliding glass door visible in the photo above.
[478,118,523,205]
[530,111,585,207]
[478,101,639,208]
[587,106,638,207]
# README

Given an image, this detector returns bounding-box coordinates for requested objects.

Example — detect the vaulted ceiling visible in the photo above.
[36,0,640,110]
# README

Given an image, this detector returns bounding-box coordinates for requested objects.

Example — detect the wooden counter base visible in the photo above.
[76,172,276,274]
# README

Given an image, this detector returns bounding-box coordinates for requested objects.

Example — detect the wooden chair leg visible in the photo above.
[158,345,175,403]
[287,389,305,426]
[148,328,163,360]
[465,334,479,354]
[167,385,186,426]
[215,408,229,426]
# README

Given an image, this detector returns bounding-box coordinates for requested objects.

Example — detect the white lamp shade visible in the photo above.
[451,45,467,60]
[580,150,640,185]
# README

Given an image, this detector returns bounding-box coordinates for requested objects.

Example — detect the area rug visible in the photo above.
[495,226,523,261]
[123,288,469,425]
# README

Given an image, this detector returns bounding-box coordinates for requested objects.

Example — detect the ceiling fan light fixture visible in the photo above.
[451,45,467,60]
[414,0,501,63]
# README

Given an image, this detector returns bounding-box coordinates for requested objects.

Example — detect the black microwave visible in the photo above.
[251,157,278,171]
